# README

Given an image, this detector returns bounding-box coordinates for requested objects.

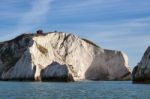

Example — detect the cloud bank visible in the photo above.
[15,0,53,33]
[2,0,52,39]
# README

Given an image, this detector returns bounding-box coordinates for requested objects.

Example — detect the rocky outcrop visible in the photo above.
[132,46,150,83]
[0,32,131,81]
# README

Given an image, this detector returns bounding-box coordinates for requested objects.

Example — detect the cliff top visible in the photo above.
[0,32,100,48]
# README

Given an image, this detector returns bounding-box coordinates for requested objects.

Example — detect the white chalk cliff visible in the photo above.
[0,32,131,81]
[132,46,150,83]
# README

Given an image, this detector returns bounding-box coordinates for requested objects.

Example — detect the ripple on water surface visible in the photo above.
[0,81,150,99]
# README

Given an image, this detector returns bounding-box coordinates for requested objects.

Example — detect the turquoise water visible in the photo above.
[0,81,149,99]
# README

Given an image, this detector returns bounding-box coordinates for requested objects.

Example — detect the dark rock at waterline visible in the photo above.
[132,46,150,83]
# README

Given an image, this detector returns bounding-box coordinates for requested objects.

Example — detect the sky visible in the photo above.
[0,0,150,68]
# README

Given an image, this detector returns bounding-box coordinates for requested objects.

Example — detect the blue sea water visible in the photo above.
[0,81,149,99]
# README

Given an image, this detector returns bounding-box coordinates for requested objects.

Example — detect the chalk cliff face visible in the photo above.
[0,32,131,81]
[132,46,150,83]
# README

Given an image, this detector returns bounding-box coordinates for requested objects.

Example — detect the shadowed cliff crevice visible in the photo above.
[40,62,74,82]
[85,54,109,81]
[0,34,34,77]
[85,49,131,81]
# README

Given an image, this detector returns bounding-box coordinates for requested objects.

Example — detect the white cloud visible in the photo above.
[13,0,53,35]
[0,0,54,41]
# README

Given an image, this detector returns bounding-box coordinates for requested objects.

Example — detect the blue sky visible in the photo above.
[0,0,150,68]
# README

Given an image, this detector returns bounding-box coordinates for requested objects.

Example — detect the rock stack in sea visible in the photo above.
[132,46,150,83]
[0,32,131,81]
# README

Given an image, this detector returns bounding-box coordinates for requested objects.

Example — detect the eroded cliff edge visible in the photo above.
[132,46,150,83]
[0,32,131,81]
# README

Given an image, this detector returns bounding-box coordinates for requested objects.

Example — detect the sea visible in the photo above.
[0,81,149,99]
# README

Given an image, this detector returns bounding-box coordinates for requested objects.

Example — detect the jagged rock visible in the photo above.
[132,46,150,83]
[0,32,131,81]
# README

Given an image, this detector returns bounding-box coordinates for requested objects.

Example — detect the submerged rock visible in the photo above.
[0,32,131,81]
[132,46,150,83]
